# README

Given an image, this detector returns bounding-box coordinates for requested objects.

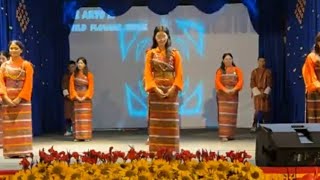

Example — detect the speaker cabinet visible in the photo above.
[255,123,320,166]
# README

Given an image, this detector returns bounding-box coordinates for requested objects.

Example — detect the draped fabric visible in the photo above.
[258,0,288,123]
[285,0,320,123]
[0,0,289,134]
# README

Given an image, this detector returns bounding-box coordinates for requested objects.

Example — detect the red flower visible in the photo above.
[19,157,30,170]
[72,152,80,160]
[196,150,201,161]
[209,151,216,160]
[126,147,137,161]
[201,149,209,161]
[149,152,155,159]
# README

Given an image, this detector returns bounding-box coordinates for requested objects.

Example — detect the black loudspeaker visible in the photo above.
[255,123,320,166]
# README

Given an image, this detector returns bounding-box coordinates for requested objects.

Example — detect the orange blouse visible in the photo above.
[215,66,244,92]
[0,58,34,101]
[143,48,183,91]
[302,52,320,93]
[69,72,94,100]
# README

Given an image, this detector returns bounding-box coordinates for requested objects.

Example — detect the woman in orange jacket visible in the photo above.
[69,57,94,141]
[215,53,243,142]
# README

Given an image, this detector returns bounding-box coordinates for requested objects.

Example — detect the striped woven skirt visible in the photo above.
[2,101,32,157]
[217,92,239,139]
[74,99,92,140]
[306,92,320,123]
[0,111,2,148]
[148,87,180,153]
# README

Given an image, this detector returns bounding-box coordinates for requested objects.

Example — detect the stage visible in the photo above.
[0,128,256,170]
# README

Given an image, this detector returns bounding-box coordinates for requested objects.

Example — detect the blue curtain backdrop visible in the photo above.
[0,0,289,135]
[285,0,320,123]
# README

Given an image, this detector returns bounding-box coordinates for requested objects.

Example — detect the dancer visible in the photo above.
[62,60,76,136]
[215,53,243,141]
[0,51,9,148]
[303,33,320,123]
[144,26,184,152]
[69,57,94,141]
[250,57,272,132]
[0,41,34,158]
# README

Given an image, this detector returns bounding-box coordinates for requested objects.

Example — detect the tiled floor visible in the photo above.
[0,128,256,170]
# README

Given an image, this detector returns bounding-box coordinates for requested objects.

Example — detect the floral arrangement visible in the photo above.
[13,146,264,180]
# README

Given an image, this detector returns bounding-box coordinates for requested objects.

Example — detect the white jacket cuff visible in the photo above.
[63,89,69,96]
[252,87,261,96]
[264,86,271,94]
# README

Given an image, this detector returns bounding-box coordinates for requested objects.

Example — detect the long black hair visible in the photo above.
[8,40,24,51]
[314,32,320,55]
[219,53,236,73]
[0,51,10,59]
[75,57,88,76]
[151,26,172,59]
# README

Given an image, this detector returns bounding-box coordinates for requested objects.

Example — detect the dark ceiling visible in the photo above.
[84,0,242,7]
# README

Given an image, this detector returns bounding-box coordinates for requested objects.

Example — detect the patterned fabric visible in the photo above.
[73,75,92,140]
[148,50,180,153]
[62,73,74,120]
[306,91,320,123]
[2,62,32,157]
[250,68,272,112]
[217,71,239,139]
[16,0,30,33]
[294,0,306,24]
[0,107,2,148]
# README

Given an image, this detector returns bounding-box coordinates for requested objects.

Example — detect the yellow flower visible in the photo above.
[47,161,69,179]
[231,161,244,173]
[205,160,220,171]
[177,171,193,180]
[120,162,133,170]
[136,171,153,180]
[151,159,169,173]
[228,174,240,180]
[121,166,138,177]
[247,165,264,180]
[34,161,48,178]
[98,163,120,176]
[193,161,207,177]
[12,170,25,180]
[64,168,82,180]
[20,168,43,180]
[241,162,251,172]
[132,159,150,172]
[155,164,174,179]
[216,160,230,172]
[203,170,227,180]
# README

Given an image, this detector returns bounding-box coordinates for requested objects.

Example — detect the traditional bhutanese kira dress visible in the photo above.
[215,66,243,139]
[1,58,34,157]
[144,47,183,153]
[302,52,320,123]
[69,72,94,140]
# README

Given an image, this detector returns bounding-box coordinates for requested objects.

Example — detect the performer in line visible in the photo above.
[0,51,9,64]
[0,51,9,149]
[144,26,184,152]
[62,60,76,136]
[302,33,320,123]
[69,57,94,141]
[250,57,272,132]
[0,41,34,158]
[215,53,243,142]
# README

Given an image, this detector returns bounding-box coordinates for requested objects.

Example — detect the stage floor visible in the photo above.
[0,128,256,170]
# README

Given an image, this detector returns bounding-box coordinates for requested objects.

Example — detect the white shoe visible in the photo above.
[64,131,72,136]
[250,127,257,133]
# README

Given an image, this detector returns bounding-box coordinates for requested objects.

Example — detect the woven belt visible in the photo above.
[153,72,174,78]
